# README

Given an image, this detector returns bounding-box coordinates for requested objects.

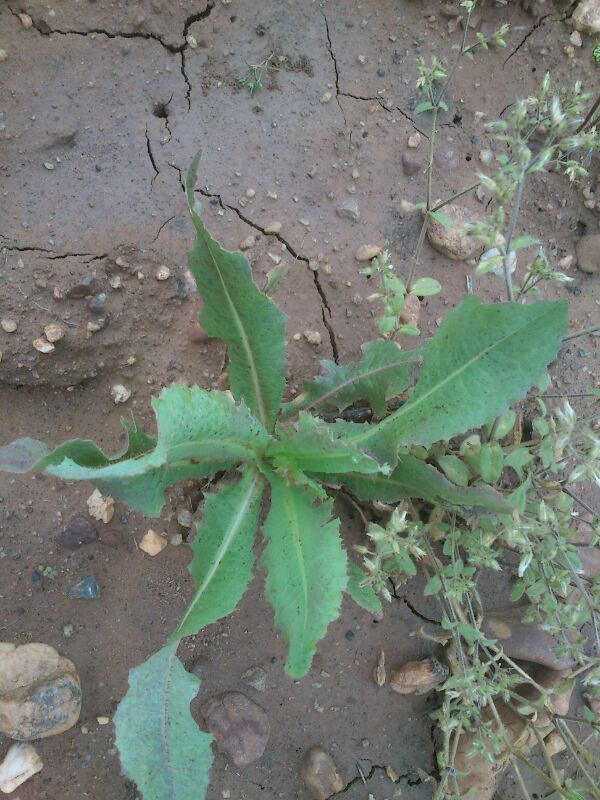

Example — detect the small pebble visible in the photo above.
[345,629,355,641]
[241,665,267,692]
[156,265,171,281]
[110,384,131,404]
[1,319,17,333]
[357,54,367,64]
[17,12,33,28]
[268,252,281,265]
[245,188,256,198]
[186,34,198,47]
[336,198,360,222]
[87,489,114,524]
[351,167,360,179]
[88,293,107,313]
[67,575,100,600]
[303,330,322,346]
[96,716,110,725]
[139,529,167,556]
[355,244,381,262]
[570,30,582,46]
[43,161,55,170]
[63,624,74,637]
[320,91,332,103]
[109,275,122,289]
[239,236,255,250]
[56,514,98,550]
[169,533,183,547]
[0,49,7,62]
[44,323,65,342]
[479,148,493,165]
[402,151,420,176]
[32,337,55,354]
[407,132,421,148]
[264,220,282,235]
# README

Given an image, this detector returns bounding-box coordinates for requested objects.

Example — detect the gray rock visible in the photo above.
[401,151,421,176]
[575,234,600,273]
[335,198,360,222]
[572,0,600,33]
[201,691,269,767]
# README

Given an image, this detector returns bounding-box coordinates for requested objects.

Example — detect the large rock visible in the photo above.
[300,746,344,800]
[201,691,269,767]
[426,204,482,261]
[575,234,600,273]
[483,607,576,670]
[0,643,81,740]
[572,0,600,33]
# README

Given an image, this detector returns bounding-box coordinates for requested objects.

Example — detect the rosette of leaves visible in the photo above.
[0,155,568,799]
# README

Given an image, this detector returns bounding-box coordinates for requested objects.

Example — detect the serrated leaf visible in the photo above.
[114,643,213,800]
[362,297,568,457]
[261,472,347,677]
[186,153,286,430]
[328,454,511,513]
[269,413,383,476]
[173,469,264,639]
[1,386,269,516]
[282,341,421,419]
[346,561,382,614]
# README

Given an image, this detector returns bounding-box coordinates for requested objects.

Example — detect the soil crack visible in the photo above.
[321,11,348,127]
[402,595,440,625]
[145,127,160,186]
[337,764,423,794]
[1,244,107,261]
[503,14,555,64]
[338,93,426,138]
[195,187,340,361]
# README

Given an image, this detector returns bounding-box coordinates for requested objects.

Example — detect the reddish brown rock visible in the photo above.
[390,657,448,695]
[56,514,97,550]
[300,746,344,800]
[483,607,576,670]
[201,691,269,767]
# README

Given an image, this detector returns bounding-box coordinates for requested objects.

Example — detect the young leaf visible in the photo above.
[410,277,442,297]
[0,386,269,517]
[186,153,286,430]
[261,472,347,677]
[282,341,422,419]
[479,442,504,483]
[424,574,442,596]
[173,469,264,639]
[269,413,383,476]
[437,455,471,487]
[428,209,453,229]
[363,296,568,455]
[509,235,539,252]
[114,643,213,800]
[328,454,511,514]
[346,561,382,614]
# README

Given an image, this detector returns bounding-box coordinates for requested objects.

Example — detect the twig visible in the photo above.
[562,486,599,520]
[563,324,600,341]
[576,92,600,134]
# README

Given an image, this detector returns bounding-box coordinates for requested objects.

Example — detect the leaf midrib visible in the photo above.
[284,486,309,638]
[354,307,553,446]
[174,472,262,636]
[303,353,421,412]
[160,645,177,799]
[204,238,269,428]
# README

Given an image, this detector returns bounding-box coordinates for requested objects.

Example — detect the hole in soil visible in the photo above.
[153,101,170,119]
[465,154,472,161]
[453,113,462,125]
[362,131,369,138]
[230,15,237,22]
[532,66,537,72]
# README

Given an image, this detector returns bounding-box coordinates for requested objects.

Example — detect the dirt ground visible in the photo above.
[0,0,599,798]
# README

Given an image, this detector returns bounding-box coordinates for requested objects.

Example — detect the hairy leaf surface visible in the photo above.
[328,454,511,513]
[360,297,567,457]
[174,470,264,639]
[186,155,286,430]
[347,562,382,614]
[268,413,383,476]
[261,472,347,677]
[0,386,268,516]
[282,341,421,418]
[114,643,212,800]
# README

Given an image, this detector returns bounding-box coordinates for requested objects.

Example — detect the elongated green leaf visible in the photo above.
[327,454,511,513]
[361,297,567,457]
[114,643,212,800]
[1,385,268,516]
[282,341,421,419]
[186,154,286,430]
[346,561,382,614]
[174,470,264,639]
[261,472,347,677]
[269,413,383,476]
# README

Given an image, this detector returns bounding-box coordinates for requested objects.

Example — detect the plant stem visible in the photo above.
[502,171,526,303]
[563,324,600,341]
[406,215,429,291]
[576,92,600,134]
[562,486,599,520]
[555,719,600,798]
[431,182,481,212]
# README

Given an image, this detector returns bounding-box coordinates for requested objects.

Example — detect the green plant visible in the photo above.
[593,42,600,64]
[0,150,568,798]
[236,52,277,94]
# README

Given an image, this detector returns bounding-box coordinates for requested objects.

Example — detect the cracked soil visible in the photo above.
[0,1,598,798]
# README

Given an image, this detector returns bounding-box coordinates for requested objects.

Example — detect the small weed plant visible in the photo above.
[1,3,599,799]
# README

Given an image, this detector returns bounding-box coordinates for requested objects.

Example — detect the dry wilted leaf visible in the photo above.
[373,647,386,687]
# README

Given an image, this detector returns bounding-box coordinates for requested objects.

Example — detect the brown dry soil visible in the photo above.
[0,1,599,799]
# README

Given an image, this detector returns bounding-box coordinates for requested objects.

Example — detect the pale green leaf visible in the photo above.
[362,297,568,456]
[186,153,286,430]
[509,235,539,252]
[410,277,442,297]
[479,442,504,483]
[429,209,453,229]
[2,385,269,517]
[269,413,383,476]
[114,643,213,800]
[437,455,471,487]
[424,574,442,595]
[173,470,264,639]
[261,472,347,677]
[328,454,511,514]
[282,341,421,419]
[346,561,382,614]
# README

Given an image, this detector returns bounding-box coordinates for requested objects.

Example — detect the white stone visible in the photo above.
[32,337,54,354]
[0,743,42,793]
[87,489,114,524]
[44,323,64,343]
[1,319,17,333]
[139,529,167,556]
[155,265,171,281]
[110,383,131,404]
